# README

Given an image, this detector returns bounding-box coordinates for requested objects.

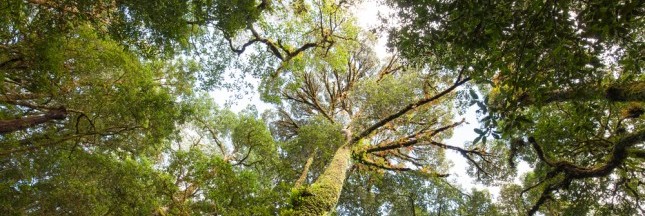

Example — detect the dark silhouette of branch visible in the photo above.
[525,129,645,215]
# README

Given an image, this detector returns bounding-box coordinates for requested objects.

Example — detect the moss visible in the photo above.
[621,103,643,119]
[606,81,645,102]
[283,145,352,215]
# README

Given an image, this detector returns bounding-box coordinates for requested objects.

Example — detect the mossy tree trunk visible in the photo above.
[284,144,352,215]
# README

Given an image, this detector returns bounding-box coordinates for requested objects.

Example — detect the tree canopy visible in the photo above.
[1,0,642,215]
[387,0,644,214]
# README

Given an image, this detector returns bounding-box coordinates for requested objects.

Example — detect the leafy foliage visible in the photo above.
[387,0,644,214]
[2,0,642,215]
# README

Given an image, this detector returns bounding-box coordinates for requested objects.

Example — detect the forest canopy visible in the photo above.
[0,0,643,215]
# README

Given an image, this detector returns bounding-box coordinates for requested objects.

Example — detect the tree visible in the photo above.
[0,1,207,213]
[387,0,644,214]
[1,0,282,212]
[201,2,498,215]
[0,19,195,216]
[151,0,493,214]
[246,19,477,214]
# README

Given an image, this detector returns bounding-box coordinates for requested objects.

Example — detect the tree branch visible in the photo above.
[294,151,316,188]
[525,129,645,215]
[0,106,67,134]
[351,77,471,144]
[358,157,412,172]
[362,120,465,153]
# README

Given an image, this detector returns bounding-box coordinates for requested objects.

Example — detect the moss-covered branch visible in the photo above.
[351,77,470,144]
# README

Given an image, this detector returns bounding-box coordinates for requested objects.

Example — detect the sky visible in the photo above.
[210,0,531,200]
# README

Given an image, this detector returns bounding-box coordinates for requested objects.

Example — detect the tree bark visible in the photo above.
[0,107,66,134]
[294,151,316,188]
[285,144,352,215]
[513,81,645,106]
[605,81,645,102]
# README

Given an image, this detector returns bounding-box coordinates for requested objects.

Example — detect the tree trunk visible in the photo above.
[285,144,352,215]
[0,107,66,134]
[294,151,316,188]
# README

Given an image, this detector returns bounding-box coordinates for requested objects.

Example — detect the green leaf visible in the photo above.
[474,128,484,134]
[492,133,500,139]
[473,135,482,145]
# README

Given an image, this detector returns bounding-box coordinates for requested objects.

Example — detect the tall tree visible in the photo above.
[13,0,644,215]
[209,1,496,214]
[387,0,644,214]
[0,0,233,213]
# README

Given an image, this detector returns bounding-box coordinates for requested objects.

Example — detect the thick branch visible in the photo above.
[525,130,645,215]
[529,130,645,178]
[358,157,412,171]
[514,81,645,107]
[362,120,464,153]
[294,151,316,188]
[0,107,67,134]
[351,77,471,144]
